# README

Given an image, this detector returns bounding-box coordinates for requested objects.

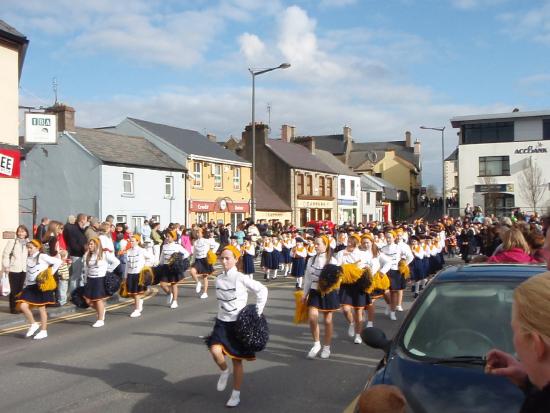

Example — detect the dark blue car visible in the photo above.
[358,264,546,413]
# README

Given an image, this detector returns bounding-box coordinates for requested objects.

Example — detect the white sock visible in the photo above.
[414,281,420,293]
[313,340,321,348]
[422,279,427,288]
[248,274,253,280]
[231,390,240,398]
[298,277,303,288]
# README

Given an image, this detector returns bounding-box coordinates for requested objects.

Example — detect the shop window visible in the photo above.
[479,156,510,176]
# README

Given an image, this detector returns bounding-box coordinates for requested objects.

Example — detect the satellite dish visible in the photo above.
[367,151,378,163]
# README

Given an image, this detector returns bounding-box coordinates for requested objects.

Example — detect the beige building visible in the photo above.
[0,20,28,252]
[444,148,459,199]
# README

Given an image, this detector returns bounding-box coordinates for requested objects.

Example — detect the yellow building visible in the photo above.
[0,21,28,252]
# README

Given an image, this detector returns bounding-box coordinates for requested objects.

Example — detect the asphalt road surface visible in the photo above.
[0,276,411,413]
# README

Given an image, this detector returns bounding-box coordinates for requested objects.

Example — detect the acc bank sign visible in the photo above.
[514,143,548,154]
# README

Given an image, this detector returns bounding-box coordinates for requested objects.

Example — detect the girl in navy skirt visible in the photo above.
[421,238,431,285]
[190,228,216,299]
[305,237,316,266]
[261,237,273,280]
[16,239,61,340]
[241,238,255,279]
[270,236,281,279]
[291,238,307,289]
[126,235,147,317]
[207,245,268,408]
[281,233,293,276]
[409,236,425,298]
[302,235,338,359]
[83,238,120,328]
[158,230,190,308]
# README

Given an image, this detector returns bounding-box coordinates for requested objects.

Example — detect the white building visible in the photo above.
[360,175,384,222]
[451,110,550,216]
[21,117,187,232]
[444,148,459,199]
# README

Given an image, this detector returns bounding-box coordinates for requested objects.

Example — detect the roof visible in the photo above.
[450,109,550,127]
[0,20,29,78]
[69,127,186,171]
[315,149,358,176]
[127,118,249,164]
[352,141,419,168]
[360,175,383,192]
[296,134,346,154]
[348,150,386,169]
[266,139,337,174]
[366,174,400,201]
[255,177,292,212]
[445,147,458,162]
[434,264,546,283]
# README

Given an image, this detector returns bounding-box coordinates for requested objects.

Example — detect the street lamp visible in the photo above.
[249,63,291,223]
[420,125,446,217]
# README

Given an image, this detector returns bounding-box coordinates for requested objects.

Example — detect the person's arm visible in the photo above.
[41,253,62,274]
[241,275,268,315]
[302,259,314,296]
[378,253,392,274]
[485,348,528,389]
[2,239,15,271]
[106,252,121,272]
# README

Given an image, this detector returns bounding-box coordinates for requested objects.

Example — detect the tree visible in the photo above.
[518,156,547,214]
[426,184,438,199]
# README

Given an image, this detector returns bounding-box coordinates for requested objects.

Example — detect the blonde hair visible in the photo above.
[99,222,111,234]
[514,272,550,340]
[501,228,530,254]
[85,238,104,266]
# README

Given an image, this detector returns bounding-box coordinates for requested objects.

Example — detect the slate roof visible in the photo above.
[127,118,249,164]
[445,147,458,162]
[315,149,358,176]
[348,150,386,169]
[296,134,346,154]
[266,139,337,174]
[352,141,419,168]
[0,19,26,41]
[70,127,186,171]
[255,177,292,212]
[360,175,383,192]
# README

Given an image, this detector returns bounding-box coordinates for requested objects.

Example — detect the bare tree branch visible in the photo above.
[518,157,546,214]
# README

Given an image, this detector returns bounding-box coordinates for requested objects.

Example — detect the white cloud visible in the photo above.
[239,33,267,62]
[498,1,550,45]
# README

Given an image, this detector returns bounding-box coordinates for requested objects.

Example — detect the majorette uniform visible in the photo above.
[126,245,146,295]
[270,240,281,271]
[193,238,214,275]
[261,240,273,270]
[206,266,268,360]
[410,245,426,282]
[83,252,120,301]
[305,244,316,266]
[281,238,293,264]
[241,245,255,275]
[159,241,190,283]
[303,253,339,311]
[379,243,413,291]
[369,252,392,300]
[336,248,369,308]
[16,252,62,306]
[429,243,442,275]
[422,242,431,278]
[290,246,307,277]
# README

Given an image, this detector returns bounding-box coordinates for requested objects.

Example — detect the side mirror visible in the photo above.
[361,327,392,353]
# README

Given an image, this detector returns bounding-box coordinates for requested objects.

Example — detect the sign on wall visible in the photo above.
[24,113,57,144]
[475,184,514,193]
[0,148,20,179]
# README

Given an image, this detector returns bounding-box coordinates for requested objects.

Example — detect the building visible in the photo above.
[444,147,459,205]
[237,124,338,227]
[107,118,252,227]
[360,175,384,222]
[0,20,27,252]
[255,177,293,223]
[20,109,187,232]
[451,109,550,216]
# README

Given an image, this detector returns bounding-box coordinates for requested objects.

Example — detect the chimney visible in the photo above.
[343,125,352,143]
[241,123,269,162]
[414,139,421,155]
[281,124,295,143]
[305,136,315,154]
[46,103,75,132]
[405,131,412,148]
[207,133,216,142]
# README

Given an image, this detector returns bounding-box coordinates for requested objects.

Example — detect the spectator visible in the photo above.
[487,228,538,264]
[63,213,88,295]
[84,217,100,241]
[35,217,49,241]
[140,219,151,242]
[2,225,30,313]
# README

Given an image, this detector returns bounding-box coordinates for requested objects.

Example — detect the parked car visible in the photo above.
[306,220,335,235]
[353,264,546,413]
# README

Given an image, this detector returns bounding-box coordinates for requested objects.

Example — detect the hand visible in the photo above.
[301,295,308,304]
[485,349,528,388]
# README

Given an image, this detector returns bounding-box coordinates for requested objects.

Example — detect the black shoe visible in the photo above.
[263,273,267,280]
[413,293,419,299]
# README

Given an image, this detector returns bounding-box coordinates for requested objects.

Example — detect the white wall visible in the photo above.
[515,119,543,142]
[101,165,186,229]
[337,175,361,224]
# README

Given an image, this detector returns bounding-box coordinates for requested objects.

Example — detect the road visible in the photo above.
[0,276,411,413]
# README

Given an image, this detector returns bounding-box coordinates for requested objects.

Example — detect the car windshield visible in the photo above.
[401,282,516,359]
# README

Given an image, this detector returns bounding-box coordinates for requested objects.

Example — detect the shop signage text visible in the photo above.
[297,199,334,209]
[514,145,547,154]
[0,149,20,179]
[475,184,514,193]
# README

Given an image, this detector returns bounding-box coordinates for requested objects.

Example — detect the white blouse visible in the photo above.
[126,246,146,274]
[160,242,189,265]
[303,252,337,293]
[83,252,120,279]
[25,253,62,286]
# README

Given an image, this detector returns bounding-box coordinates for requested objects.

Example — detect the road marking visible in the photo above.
[342,395,359,413]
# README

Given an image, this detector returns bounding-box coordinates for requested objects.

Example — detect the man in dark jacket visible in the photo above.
[63,213,88,295]
[35,217,49,241]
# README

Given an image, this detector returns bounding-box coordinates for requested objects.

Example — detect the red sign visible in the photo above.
[228,202,250,213]
[0,148,20,179]
[189,200,216,212]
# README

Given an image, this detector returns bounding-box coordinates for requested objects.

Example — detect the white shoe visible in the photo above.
[166,293,173,305]
[33,330,48,340]
[366,321,374,328]
[200,292,208,299]
[390,311,397,321]
[226,391,240,408]
[307,342,321,359]
[396,305,404,312]
[384,306,390,316]
[130,310,142,318]
[320,346,331,359]
[216,369,230,391]
[170,300,178,309]
[25,323,40,338]
[195,282,202,294]
[354,334,362,344]
[347,323,355,337]
[92,319,105,328]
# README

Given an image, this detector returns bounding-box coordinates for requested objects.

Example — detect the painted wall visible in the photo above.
[515,119,543,142]
[337,175,361,224]
[101,164,186,229]
[20,134,101,228]
[372,151,413,213]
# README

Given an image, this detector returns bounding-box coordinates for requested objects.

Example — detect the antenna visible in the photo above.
[52,77,58,104]
[267,102,271,136]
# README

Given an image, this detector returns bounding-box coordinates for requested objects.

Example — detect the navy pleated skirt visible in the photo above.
[307,289,341,311]
[193,257,213,275]
[339,283,368,308]
[388,269,406,291]
[206,318,256,360]
[242,254,255,275]
[84,277,109,301]
[16,284,56,306]
[269,250,280,270]
[281,247,291,264]
[261,250,272,269]
[126,273,146,295]
[291,258,306,277]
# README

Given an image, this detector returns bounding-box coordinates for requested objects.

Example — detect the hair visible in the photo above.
[514,272,550,340]
[357,385,407,413]
[76,213,87,223]
[42,220,62,243]
[501,228,531,254]
[315,235,332,261]
[86,238,103,266]
[99,222,111,234]
[16,224,30,239]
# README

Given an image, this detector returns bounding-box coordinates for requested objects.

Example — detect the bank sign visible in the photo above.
[514,144,547,154]
[0,148,20,179]
[24,113,57,144]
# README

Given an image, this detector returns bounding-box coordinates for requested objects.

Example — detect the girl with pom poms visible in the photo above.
[16,239,62,340]
[302,235,338,359]
[240,237,255,280]
[260,236,273,281]
[158,230,190,309]
[189,228,215,299]
[83,237,120,328]
[206,245,268,408]
[125,235,150,317]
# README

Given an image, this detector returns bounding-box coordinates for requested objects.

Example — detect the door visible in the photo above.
[131,216,145,235]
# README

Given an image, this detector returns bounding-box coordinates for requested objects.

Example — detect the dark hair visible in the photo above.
[16,224,30,239]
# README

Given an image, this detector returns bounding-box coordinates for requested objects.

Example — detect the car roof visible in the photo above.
[434,264,547,283]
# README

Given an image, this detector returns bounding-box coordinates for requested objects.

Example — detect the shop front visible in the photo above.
[295,198,337,227]
[189,199,250,226]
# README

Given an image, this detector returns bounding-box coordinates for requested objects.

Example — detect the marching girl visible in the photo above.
[334,232,348,254]
[291,237,308,289]
[302,235,338,359]
[281,232,293,276]
[190,228,215,299]
[374,234,386,250]
[260,236,273,281]
[306,237,317,265]
[126,235,147,317]
[409,236,425,299]
[335,234,369,344]
[428,234,442,277]
[395,231,414,311]
[17,239,61,340]
[270,235,282,279]
[207,245,268,408]
[83,238,120,328]
[421,237,432,283]
[241,237,255,279]
[159,230,190,308]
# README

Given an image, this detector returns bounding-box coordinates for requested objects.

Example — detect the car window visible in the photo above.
[401,282,515,359]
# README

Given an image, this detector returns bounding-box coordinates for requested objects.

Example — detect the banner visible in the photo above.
[0,148,20,179]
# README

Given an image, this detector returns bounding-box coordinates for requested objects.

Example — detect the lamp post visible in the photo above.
[420,125,446,217]
[249,63,291,223]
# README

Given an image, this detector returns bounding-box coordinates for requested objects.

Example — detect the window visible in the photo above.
[196,212,208,224]
[462,122,514,144]
[122,172,134,195]
[116,215,126,224]
[306,175,313,195]
[340,178,346,196]
[165,176,174,198]
[350,180,355,197]
[297,174,304,195]
[193,162,202,188]
[479,156,510,176]
[233,167,241,190]
[214,164,223,189]
[375,172,382,178]
[151,215,160,225]
[132,216,145,234]
[327,177,333,197]
[319,176,325,196]
[544,119,550,140]
[231,213,244,229]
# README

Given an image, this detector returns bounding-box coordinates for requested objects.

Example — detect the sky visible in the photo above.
[4,0,550,191]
